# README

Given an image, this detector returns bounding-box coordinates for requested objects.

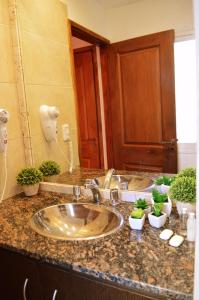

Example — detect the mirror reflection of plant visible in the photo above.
[152,203,164,217]
[130,209,144,219]
[152,189,168,203]
[134,198,149,209]
[39,160,61,177]
[154,175,175,186]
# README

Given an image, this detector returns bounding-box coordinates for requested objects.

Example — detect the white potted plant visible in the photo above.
[154,175,175,194]
[169,176,196,215]
[148,203,167,229]
[39,160,60,182]
[151,189,172,217]
[129,209,145,230]
[16,167,43,196]
[134,198,151,218]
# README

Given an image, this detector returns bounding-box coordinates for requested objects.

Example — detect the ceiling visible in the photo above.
[96,0,141,9]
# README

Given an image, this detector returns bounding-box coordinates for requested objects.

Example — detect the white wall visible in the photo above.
[106,0,194,42]
[60,0,108,39]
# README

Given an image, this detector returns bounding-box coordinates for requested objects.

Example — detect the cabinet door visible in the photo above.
[72,273,163,300]
[0,248,42,300]
[39,263,72,300]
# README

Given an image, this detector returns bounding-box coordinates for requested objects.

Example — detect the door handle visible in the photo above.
[161,138,178,145]
[23,278,29,300]
[52,289,58,300]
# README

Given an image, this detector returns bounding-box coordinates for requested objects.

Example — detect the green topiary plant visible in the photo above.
[39,160,60,177]
[169,176,196,203]
[131,209,144,219]
[152,189,168,203]
[16,168,43,185]
[177,167,196,179]
[134,199,149,210]
[152,203,164,217]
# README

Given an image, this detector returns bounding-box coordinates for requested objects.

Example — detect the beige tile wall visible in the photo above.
[16,0,79,172]
[0,0,26,199]
[0,0,79,200]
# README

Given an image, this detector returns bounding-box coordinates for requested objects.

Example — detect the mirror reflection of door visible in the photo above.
[71,23,177,173]
[73,44,103,168]
[108,30,177,173]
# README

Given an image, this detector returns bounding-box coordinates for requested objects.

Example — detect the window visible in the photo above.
[174,39,197,143]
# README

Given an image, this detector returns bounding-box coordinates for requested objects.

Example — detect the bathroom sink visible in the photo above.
[95,175,154,192]
[30,203,123,241]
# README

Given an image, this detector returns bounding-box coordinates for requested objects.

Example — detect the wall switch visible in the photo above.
[62,124,70,141]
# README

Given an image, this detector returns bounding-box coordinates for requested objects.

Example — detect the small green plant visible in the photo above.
[16,168,43,185]
[177,167,196,179]
[39,160,60,177]
[152,189,168,203]
[152,203,164,217]
[134,199,149,210]
[154,175,176,186]
[131,209,144,219]
[169,176,196,203]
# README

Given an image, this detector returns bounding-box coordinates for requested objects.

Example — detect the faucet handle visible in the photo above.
[73,185,81,202]
[85,178,98,187]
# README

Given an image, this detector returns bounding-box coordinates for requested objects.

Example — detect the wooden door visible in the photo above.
[108,30,177,173]
[74,46,102,168]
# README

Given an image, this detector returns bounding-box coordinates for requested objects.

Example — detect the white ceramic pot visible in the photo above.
[176,201,196,215]
[44,175,59,182]
[155,185,162,193]
[22,183,39,196]
[129,214,145,230]
[161,184,170,194]
[148,212,167,229]
[151,197,172,217]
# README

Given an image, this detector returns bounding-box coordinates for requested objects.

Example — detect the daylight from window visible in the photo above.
[174,39,197,143]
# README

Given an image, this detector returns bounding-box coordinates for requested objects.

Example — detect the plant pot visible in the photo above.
[154,185,162,193]
[44,175,59,182]
[148,212,167,228]
[176,201,196,215]
[22,183,39,196]
[129,214,145,230]
[161,184,170,194]
[151,197,172,217]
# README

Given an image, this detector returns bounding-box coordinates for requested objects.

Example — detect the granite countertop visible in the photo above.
[55,167,161,186]
[0,172,194,300]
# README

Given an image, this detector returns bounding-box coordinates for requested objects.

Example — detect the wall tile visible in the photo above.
[0,24,15,83]
[21,31,72,86]
[0,0,9,26]
[18,0,68,43]
[0,137,26,200]
[0,83,23,139]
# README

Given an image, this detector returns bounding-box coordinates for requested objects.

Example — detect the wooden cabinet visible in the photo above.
[0,248,42,300]
[0,248,164,300]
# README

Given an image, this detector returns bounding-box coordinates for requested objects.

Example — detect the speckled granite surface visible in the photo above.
[0,186,194,300]
[55,167,159,186]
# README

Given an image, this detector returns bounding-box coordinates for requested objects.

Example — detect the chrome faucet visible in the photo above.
[103,168,115,189]
[84,179,102,204]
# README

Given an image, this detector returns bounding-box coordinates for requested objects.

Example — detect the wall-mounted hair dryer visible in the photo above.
[0,109,9,153]
[40,105,59,142]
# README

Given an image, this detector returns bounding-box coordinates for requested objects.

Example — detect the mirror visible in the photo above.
[8,0,196,187]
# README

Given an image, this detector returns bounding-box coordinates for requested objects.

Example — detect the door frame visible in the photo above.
[67,19,111,169]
